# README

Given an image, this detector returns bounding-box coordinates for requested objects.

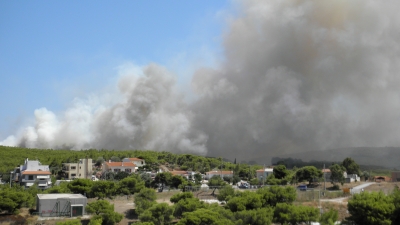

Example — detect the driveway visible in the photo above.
[351,182,374,194]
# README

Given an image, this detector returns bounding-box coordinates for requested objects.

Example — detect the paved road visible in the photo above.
[351,182,374,194]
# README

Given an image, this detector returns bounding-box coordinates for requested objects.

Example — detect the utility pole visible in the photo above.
[323,164,326,191]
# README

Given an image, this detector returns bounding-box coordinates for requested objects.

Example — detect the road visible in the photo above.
[351,182,374,194]
[320,182,375,203]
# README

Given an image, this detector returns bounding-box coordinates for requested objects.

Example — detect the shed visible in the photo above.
[36,193,87,217]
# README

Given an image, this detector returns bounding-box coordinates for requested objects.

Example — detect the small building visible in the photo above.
[205,171,233,180]
[392,171,400,182]
[374,176,392,182]
[345,174,360,183]
[102,161,136,174]
[36,194,87,217]
[62,158,93,180]
[256,168,274,182]
[122,157,146,168]
[170,170,198,180]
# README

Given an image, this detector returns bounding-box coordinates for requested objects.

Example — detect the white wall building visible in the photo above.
[12,158,52,189]
[205,171,233,180]
[122,157,146,168]
[62,158,93,179]
[256,168,274,182]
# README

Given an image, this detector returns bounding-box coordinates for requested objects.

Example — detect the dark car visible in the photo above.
[297,185,307,191]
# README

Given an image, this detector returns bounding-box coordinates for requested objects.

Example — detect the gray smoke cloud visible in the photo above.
[2,0,400,160]
[191,0,400,159]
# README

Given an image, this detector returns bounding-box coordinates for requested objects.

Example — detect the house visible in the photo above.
[170,170,198,180]
[391,171,400,182]
[345,174,360,183]
[102,161,136,174]
[256,168,274,182]
[205,171,233,180]
[322,169,332,182]
[62,158,93,179]
[122,157,146,168]
[11,158,52,189]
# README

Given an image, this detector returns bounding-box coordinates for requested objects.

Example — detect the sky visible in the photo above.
[0,1,230,140]
[2,0,400,163]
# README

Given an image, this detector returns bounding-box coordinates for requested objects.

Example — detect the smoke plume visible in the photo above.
[2,0,400,160]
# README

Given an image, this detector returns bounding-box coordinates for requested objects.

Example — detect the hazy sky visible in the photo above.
[0,1,229,139]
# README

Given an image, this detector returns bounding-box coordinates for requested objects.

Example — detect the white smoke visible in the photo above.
[1,63,207,154]
[2,0,400,160]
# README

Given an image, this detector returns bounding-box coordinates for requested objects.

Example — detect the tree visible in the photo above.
[134,188,157,215]
[319,208,338,225]
[217,185,235,202]
[234,207,274,225]
[55,220,81,225]
[172,197,207,218]
[329,164,345,186]
[295,166,322,185]
[110,156,121,162]
[86,200,114,215]
[256,186,296,207]
[114,171,130,180]
[170,192,194,203]
[273,165,289,179]
[342,157,360,176]
[392,186,400,224]
[226,191,262,212]
[170,175,187,189]
[362,171,370,181]
[86,200,123,225]
[347,191,394,225]
[273,203,319,225]
[208,176,226,186]
[194,173,202,184]
[68,179,93,196]
[91,180,118,199]
[177,208,235,225]
[118,176,145,195]
[139,203,174,225]
[154,172,172,189]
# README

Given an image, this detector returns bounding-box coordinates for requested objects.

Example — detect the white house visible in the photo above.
[345,174,360,183]
[205,171,233,180]
[102,161,136,174]
[11,158,52,189]
[122,158,146,168]
[256,168,274,182]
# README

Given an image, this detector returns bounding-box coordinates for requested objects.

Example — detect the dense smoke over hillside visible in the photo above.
[2,0,400,160]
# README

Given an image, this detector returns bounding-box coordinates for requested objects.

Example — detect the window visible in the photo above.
[71,166,76,170]
[125,169,131,173]
[71,173,76,177]
[114,169,121,173]
[28,175,34,180]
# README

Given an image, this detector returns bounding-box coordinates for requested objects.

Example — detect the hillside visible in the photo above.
[267,147,400,170]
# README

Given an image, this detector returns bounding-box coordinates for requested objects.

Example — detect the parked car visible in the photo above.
[297,185,307,191]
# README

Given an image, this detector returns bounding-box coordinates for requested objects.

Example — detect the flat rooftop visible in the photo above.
[37,194,86,200]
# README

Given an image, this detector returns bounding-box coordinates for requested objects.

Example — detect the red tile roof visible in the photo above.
[105,162,136,167]
[128,158,142,161]
[22,171,51,175]
[170,170,188,175]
